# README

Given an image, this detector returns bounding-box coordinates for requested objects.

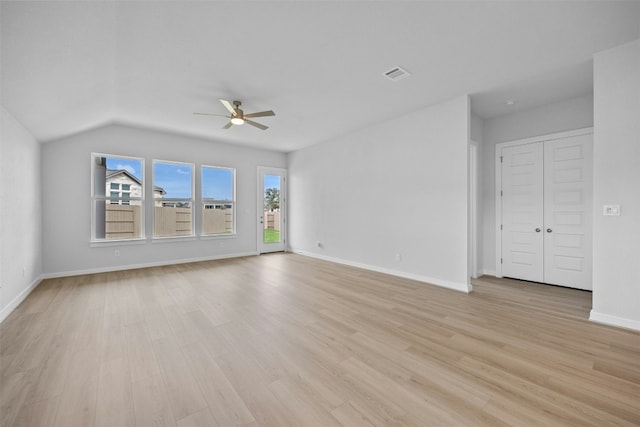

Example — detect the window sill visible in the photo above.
[152,235,197,244]
[199,233,237,241]
[90,234,236,246]
[90,238,147,248]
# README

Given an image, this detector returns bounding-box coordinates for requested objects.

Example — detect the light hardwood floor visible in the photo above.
[1,253,639,426]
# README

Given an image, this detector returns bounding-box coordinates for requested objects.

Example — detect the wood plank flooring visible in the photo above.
[1,253,639,426]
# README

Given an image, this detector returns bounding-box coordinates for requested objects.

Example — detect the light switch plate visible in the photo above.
[603,205,621,216]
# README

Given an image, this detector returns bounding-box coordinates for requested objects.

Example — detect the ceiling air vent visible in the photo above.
[383,66,411,82]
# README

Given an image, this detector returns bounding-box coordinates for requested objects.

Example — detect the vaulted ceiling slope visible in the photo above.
[2,1,639,151]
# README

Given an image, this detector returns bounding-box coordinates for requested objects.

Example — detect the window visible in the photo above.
[202,166,235,235]
[153,160,194,237]
[109,182,132,205]
[92,154,144,241]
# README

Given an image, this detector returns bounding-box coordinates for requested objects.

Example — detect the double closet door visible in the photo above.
[498,131,593,290]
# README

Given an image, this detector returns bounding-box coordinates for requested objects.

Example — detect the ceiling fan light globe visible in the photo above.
[230,117,245,125]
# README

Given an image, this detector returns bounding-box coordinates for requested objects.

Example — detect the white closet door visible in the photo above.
[501,143,544,282]
[543,134,593,290]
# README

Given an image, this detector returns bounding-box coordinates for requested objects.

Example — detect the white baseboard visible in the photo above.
[292,250,470,293]
[41,251,259,279]
[0,275,44,323]
[589,310,640,332]
[478,269,498,277]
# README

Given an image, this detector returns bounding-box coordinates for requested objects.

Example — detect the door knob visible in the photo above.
[546,228,552,233]
[535,228,541,232]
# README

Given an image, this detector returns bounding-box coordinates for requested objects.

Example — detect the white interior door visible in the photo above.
[543,135,593,290]
[258,167,286,253]
[501,143,544,282]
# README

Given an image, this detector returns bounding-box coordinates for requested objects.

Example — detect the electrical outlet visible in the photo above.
[114,250,120,257]
[395,253,402,262]
[603,205,621,216]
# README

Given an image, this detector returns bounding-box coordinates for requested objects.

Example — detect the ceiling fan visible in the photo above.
[194,99,275,130]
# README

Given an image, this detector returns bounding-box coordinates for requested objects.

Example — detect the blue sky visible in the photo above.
[264,174,281,191]
[154,162,193,198]
[106,157,233,200]
[202,167,233,200]
[107,157,141,180]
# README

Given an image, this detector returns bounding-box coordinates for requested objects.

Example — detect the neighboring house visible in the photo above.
[106,169,166,206]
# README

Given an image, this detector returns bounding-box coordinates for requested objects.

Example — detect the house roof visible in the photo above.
[2,2,639,151]
[106,169,166,195]
[106,169,141,185]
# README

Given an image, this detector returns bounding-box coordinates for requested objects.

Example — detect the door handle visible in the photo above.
[546,228,552,233]
[535,228,541,232]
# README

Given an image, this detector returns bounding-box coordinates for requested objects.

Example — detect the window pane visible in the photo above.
[100,200,142,239]
[154,162,192,198]
[154,161,194,237]
[202,203,234,235]
[122,184,130,191]
[263,174,281,243]
[202,167,233,200]
[154,200,193,237]
[93,154,144,240]
[202,166,235,235]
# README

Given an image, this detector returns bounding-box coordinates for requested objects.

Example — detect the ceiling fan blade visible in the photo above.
[244,110,275,119]
[222,122,233,129]
[245,119,268,130]
[193,112,229,117]
[219,99,236,115]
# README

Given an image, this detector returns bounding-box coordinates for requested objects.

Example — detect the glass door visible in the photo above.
[258,167,286,253]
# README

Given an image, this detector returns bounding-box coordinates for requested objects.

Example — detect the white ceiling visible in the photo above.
[2,1,639,152]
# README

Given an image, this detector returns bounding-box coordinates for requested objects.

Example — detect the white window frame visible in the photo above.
[152,159,195,239]
[90,153,145,243]
[201,165,237,237]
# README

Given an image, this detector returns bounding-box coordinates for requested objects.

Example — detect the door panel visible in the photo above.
[543,134,593,290]
[501,143,544,282]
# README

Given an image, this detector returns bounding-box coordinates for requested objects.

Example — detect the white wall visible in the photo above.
[470,112,484,144]
[288,95,471,292]
[483,94,594,145]
[1,106,43,321]
[479,94,594,274]
[469,113,484,278]
[41,124,286,276]
[590,39,640,331]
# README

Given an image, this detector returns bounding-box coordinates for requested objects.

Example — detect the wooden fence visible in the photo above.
[105,204,141,239]
[103,205,232,238]
[203,208,234,235]
[264,211,281,231]
[154,207,193,237]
